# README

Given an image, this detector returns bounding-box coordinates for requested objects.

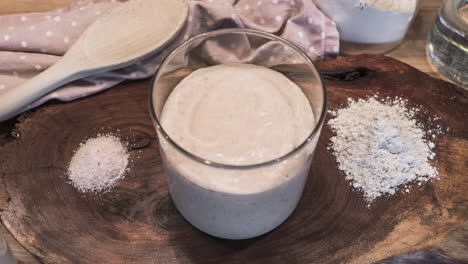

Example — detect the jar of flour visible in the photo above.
[314,0,421,54]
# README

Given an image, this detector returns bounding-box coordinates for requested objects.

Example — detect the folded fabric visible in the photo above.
[0,0,339,116]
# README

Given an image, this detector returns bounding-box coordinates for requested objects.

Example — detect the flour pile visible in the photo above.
[328,97,439,204]
[68,135,129,193]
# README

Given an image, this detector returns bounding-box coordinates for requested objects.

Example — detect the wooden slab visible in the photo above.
[0,55,466,264]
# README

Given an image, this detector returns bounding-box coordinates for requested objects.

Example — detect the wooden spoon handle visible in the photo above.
[0,58,83,121]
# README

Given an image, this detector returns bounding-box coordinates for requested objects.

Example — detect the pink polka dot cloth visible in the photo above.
[0,0,339,116]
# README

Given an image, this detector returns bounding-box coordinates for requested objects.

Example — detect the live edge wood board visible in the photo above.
[0,55,466,264]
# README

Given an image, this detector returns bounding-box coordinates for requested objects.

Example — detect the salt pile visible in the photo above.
[68,135,129,193]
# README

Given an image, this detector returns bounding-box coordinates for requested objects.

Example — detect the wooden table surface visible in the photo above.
[1,1,464,263]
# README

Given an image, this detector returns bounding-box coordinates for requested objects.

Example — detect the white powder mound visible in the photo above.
[68,135,129,193]
[358,0,418,13]
[328,97,438,204]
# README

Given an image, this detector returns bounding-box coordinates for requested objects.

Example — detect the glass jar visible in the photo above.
[427,0,468,89]
[314,0,421,54]
[149,29,326,239]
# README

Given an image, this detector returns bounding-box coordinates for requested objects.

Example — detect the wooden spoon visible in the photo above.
[0,0,188,121]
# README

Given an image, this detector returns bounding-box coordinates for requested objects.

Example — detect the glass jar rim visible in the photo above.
[149,28,327,170]
[441,0,468,37]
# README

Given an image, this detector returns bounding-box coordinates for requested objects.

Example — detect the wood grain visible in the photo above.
[0,55,466,264]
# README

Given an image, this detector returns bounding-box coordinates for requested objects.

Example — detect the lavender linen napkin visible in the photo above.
[0,0,339,116]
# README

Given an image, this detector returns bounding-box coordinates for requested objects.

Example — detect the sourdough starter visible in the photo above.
[159,64,317,239]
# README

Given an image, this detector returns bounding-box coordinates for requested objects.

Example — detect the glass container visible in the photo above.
[314,0,421,54]
[427,0,468,89]
[149,29,326,239]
